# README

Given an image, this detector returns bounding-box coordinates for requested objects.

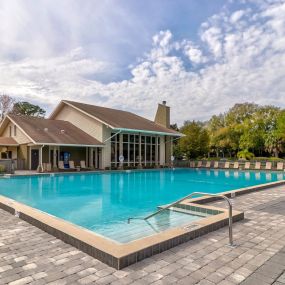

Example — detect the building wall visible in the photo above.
[53,105,104,141]
[2,121,31,144]
[53,103,169,168]
[18,144,29,169]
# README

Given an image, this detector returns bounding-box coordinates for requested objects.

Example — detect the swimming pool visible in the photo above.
[0,168,284,243]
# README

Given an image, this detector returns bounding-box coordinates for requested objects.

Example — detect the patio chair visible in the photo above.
[224,161,230,169]
[233,162,239,169]
[43,163,52,172]
[189,161,195,168]
[255,162,261,170]
[265,162,272,170]
[58,161,69,171]
[244,161,251,170]
[80,160,91,170]
[205,161,211,168]
[197,161,203,168]
[69,161,76,170]
[213,161,219,169]
[277,162,284,171]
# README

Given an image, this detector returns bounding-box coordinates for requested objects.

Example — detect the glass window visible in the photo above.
[123,143,128,162]
[152,137,156,144]
[135,145,139,162]
[141,136,145,143]
[135,135,139,143]
[146,136,151,144]
[152,145,156,162]
[130,135,134,143]
[111,142,116,162]
[9,126,12,137]
[146,145,151,163]
[130,143,134,162]
[14,125,17,136]
[111,133,116,142]
[123,134,128,143]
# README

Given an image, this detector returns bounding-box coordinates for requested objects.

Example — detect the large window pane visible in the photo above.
[123,143,128,162]
[123,134,128,143]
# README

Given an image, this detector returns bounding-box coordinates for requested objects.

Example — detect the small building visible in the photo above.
[0,100,182,170]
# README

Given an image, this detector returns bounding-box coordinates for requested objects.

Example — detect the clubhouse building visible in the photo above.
[0,100,182,170]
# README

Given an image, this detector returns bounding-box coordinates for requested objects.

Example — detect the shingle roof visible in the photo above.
[0,137,19,146]
[63,100,182,136]
[8,115,103,146]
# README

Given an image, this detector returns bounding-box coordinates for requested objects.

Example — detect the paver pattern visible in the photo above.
[0,184,285,284]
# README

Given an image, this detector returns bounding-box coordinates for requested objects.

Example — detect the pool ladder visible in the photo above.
[128,192,235,247]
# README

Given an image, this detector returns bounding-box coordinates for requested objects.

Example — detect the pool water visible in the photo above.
[0,169,283,243]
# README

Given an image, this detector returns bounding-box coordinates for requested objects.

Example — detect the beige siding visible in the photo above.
[2,121,31,144]
[102,126,111,168]
[53,105,104,141]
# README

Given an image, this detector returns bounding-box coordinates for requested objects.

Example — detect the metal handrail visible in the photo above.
[127,192,235,247]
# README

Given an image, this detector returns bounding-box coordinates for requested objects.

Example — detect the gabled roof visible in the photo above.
[4,115,104,147]
[50,100,183,136]
[0,137,19,146]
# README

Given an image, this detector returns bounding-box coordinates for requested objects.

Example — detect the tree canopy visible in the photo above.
[175,102,285,159]
[12,101,46,117]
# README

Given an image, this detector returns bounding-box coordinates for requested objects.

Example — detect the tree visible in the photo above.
[12,101,46,117]
[0,94,15,121]
[177,121,210,159]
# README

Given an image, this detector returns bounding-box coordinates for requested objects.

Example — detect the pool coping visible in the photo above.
[0,193,243,269]
[0,176,284,269]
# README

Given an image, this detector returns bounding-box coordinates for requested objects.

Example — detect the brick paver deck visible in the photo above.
[0,185,285,284]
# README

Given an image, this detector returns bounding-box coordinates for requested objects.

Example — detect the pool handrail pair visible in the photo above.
[128,192,235,247]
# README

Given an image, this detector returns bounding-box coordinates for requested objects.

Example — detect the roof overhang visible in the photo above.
[29,143,104,147]
[112,128,185,137]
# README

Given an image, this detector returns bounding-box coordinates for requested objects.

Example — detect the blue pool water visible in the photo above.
[0,168,284,243]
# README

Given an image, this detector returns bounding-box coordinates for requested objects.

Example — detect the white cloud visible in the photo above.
[0,0,285,125]
[230,10,246,23]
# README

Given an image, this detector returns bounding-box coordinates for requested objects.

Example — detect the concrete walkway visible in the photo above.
[0,185,285,284]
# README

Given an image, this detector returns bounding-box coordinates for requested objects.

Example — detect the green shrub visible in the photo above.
[254,157,285,161]
[0,165,5,173]
[237,150,255,160]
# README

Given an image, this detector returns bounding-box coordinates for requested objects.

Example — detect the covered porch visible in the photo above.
[29,144,103,171]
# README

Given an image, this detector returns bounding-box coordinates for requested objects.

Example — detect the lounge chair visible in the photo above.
[58,161,68,171]
[197,161,203,168]
[277,162,284,171]
[265,162,272,170]
[69,161,76,170]
[255,162,261,170]
[244,162,251,170]
[80,160,91,170]
[43,163,52,172]
[213,161,219,169]
[189,161,195,168]
[233,162,239,169]
[224,161,230,169]
[205,161,211,168]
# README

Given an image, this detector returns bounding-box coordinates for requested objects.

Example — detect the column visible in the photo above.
[139,133,142,168]
[89,147,94,168]
[94,148,98,168]
[119,133,123,168]
[53,146,57,168]
[155,136,159,167]
[39,146,43,172]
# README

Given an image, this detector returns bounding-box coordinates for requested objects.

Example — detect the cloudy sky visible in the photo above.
[0,0,284,125]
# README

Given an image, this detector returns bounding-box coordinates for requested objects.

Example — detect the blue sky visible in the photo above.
[0,0,284,125]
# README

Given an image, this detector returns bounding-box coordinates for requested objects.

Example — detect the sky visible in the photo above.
[0,0,285,125]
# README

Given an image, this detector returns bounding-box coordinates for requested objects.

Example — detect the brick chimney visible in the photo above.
[154,101,170,128]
